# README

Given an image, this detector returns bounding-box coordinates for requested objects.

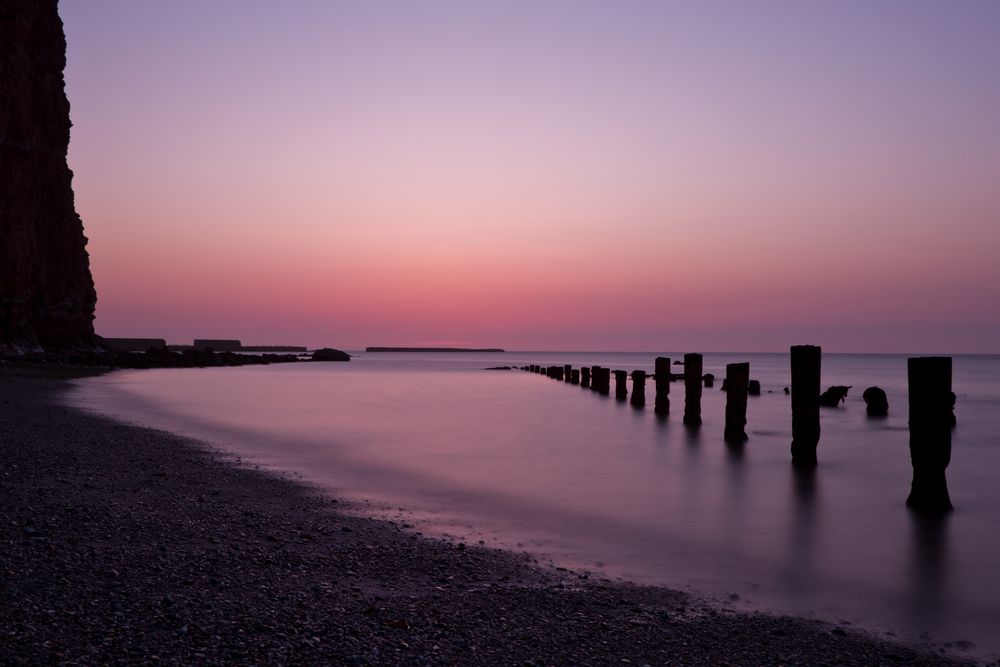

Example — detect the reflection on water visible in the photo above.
[907,514,949,637]
[784,468,819,596]
[66,352,1000,660]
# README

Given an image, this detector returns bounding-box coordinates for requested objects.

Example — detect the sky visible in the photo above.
[61,1,1000,352]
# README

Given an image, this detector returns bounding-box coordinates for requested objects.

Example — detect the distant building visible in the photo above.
[192,339,242,351]
[101,337,166,352]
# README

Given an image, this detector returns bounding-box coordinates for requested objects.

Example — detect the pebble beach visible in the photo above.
[0,364,979,665]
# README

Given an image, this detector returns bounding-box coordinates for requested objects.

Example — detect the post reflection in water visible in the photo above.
[723,439,747,560]
[785,467,821,594]
[907,513,949,635]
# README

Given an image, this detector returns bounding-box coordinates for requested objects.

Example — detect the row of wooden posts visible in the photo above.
[523,346,955,514]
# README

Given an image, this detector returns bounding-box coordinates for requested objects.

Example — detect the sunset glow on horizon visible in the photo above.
[61,1,1000,352]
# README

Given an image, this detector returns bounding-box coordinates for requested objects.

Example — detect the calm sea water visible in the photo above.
[67,352,1000,659]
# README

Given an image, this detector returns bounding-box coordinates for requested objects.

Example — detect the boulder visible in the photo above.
[819,385,851,407]
[862,386,889,416]
[311,348,351,362]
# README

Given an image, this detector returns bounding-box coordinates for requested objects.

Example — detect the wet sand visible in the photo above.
[0,364,977,665]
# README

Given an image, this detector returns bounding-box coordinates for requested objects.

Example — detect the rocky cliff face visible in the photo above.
[1,0,96,351]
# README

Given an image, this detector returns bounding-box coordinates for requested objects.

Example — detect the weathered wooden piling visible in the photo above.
[589,366,601,392]
[570,368,580,385]
[703,373,715,388]
[630,370,646,408]
[907,357,953,513]
[790,345,821,467]
[553,366,565,381]
[654,357,671,416]
[564,364,572,383]
[580,366,591,388]
[595,367,610,395]
[683,353,703,427]
[613,370,628,401]
[723,362,749,443]
[748,380,761,396]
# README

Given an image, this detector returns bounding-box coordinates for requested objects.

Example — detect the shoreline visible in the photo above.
[1,364,977,665]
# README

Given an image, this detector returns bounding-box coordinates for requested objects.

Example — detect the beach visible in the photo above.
[0,363,976,665]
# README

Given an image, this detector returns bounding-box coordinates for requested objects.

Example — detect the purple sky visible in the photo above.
[60,1,1000,351]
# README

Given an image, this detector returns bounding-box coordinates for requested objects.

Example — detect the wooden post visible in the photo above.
[654,357,671,416]
[790,345,821,467]
[703,373,715,388]
[589,366,601,392]
[613,370,628,401]
[600,367,611,395]
[748,379,761,396]
[630,370,646,408]
[907,357,953,513]
[581,366,591,388]
[683,353,703,427]
[570,368,580,385]
[724,362,749,443]
[564,364,572,383]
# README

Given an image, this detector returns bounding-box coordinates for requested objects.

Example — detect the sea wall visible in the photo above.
[0,0,96,351]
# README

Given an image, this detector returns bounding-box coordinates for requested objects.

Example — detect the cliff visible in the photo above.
[0,0,96,351]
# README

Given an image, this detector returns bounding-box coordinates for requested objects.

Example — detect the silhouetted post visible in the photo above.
[703,373,715,388]
[724,362,749,443]
[790,345,821,467]
[597,367,611,395]
[630,370,646,407]
[554,366,565,381]
[907,357,953,513]
[683,353,703,427]
[590,366,601,392]
[654,357,670,416]
[564,364,572,383]
[570,369,580,385]
[581,366,591,388]
[613,370,628,401]
[748,380,761,396]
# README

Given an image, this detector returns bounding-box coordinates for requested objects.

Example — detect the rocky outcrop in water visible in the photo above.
[1,0,96,351]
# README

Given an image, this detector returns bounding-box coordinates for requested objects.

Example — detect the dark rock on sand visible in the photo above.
[311,348,351,361]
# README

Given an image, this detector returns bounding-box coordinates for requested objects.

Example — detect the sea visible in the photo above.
[65,351,1000,660]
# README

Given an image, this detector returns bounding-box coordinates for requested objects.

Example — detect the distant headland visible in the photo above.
[366,347,505,353]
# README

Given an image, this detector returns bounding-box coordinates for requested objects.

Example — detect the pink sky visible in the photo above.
[61,1,1000,352]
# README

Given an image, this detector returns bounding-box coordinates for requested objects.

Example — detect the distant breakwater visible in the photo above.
[366,347,504,353]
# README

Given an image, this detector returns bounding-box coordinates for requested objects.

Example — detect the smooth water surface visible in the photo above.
[67,352,1000,659]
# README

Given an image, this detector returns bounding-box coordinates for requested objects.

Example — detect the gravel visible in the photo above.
[0,364,979,665]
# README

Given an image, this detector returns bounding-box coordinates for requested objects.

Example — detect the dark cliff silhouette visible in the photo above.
[1,0,96,351]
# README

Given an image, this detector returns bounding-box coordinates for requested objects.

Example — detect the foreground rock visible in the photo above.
[0,366,973,666]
